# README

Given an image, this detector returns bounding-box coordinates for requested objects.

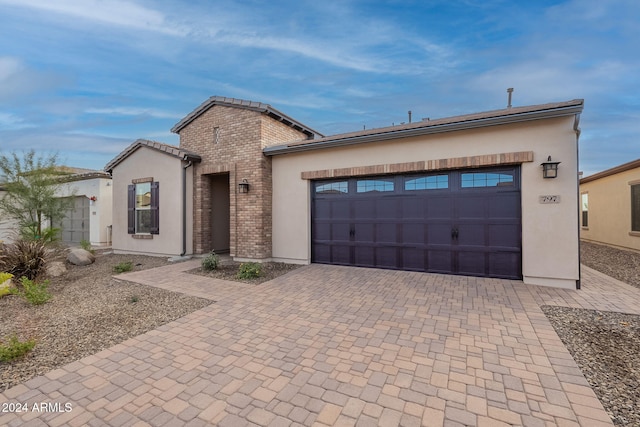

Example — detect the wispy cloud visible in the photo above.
[85,107,182,120]
[0,0,186,35]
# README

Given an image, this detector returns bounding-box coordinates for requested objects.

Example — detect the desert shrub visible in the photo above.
[0,335,36,362]
[80,239,95,254]
[16,276,51,305]
[113,261,133,274]
[202,252,220,271]
[237,262,262,279]
[0,272,13,284]
[1,239,48,280]
[0,287,12,299]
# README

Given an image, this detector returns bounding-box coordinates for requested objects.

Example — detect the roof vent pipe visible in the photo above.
[507,88,514,108]
[408,111,412,123]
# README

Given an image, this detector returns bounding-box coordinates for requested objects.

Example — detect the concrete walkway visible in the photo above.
[2,261,639,426]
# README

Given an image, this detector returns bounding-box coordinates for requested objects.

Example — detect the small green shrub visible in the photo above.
[0,287,12,299]
[202,252,220,271]
[17,276,51,305]
[129,295,139,303]
[237,262,262,279]
[0,335,36,362]
[113,261,133,274]
[79,239,95,254]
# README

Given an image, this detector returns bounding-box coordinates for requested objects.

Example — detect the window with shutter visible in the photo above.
[128,181,159,234]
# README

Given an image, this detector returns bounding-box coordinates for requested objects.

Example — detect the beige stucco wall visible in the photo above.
[272,116,580,288]
[56,177,113,246]
[111,147,194,257]
[580,167,640,251]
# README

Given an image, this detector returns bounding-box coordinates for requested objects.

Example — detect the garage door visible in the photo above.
[55,196,90,244]
[311,167,521,279]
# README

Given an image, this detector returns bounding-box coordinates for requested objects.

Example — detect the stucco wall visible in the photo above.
[580,167,640,251]
[272,116,580,288]
[111,147,193,256]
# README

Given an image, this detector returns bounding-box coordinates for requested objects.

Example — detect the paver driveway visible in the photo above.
[3,261,639,426]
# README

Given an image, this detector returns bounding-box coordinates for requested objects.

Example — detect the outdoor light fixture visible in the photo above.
[238,179,250,193]
[541,156,560,179]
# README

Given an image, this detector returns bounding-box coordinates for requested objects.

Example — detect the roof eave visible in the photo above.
[580,158,640,184]
[171,97,323,138]
[104,139,201,173]
[264,103,584,156]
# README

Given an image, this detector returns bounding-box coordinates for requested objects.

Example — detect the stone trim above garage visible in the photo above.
[300,151,534,180]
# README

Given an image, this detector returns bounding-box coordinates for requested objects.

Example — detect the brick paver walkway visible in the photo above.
[2,261,637,426]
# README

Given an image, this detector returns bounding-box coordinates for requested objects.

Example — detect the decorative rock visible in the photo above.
[67,248,96,266]
[46,261,67,277]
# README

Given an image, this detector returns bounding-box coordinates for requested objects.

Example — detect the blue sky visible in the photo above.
[0,0,638,176]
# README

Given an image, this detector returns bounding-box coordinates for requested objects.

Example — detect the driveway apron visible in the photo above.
[2,260,638,426]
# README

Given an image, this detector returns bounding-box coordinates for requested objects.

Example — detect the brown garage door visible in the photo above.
[311,167,521,279]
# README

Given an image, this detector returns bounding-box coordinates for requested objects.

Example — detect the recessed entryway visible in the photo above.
[209,173,230,253]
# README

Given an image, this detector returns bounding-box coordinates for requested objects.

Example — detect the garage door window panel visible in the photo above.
[405,175,449,191]
[357,179,394,193]
[461,172,514,188]
[316,181,348,195]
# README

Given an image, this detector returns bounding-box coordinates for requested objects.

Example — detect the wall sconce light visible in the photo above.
[238,179,250,193]
[541,156,560,179]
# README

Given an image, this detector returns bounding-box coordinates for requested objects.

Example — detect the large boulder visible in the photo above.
[67,248,96,266]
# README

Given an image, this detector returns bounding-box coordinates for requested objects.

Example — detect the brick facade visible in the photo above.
[176,104,308,259]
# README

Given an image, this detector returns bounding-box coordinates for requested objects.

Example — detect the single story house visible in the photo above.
[580,158,640,251]
[106,96,584,289]
[0,167,112,246]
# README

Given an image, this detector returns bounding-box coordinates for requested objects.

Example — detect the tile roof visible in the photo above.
[104,139,201,172]
[264,99,584,155]
[170,96,323,138]
[580,158,640,184]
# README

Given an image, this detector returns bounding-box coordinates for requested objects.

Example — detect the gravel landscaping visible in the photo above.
[542,240,640,427]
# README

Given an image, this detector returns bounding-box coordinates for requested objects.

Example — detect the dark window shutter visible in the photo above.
[127,185,135,234]
[150,181,160,234]
[632,184,640,232]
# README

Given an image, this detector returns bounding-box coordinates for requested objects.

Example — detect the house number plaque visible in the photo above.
[539,195,561,204]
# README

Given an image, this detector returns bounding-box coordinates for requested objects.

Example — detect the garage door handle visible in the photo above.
[451,228,459,240]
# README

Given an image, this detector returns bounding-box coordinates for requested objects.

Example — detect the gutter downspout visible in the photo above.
[574,113,582,290]
[181,160,193,256]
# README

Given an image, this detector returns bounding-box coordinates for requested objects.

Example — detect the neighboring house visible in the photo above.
[106,96,584,289]
[54,168,113,246]
[0,168,113,246]
[579,158,640,251]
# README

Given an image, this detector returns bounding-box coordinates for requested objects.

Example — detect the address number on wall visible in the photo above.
[539,195,561,204]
